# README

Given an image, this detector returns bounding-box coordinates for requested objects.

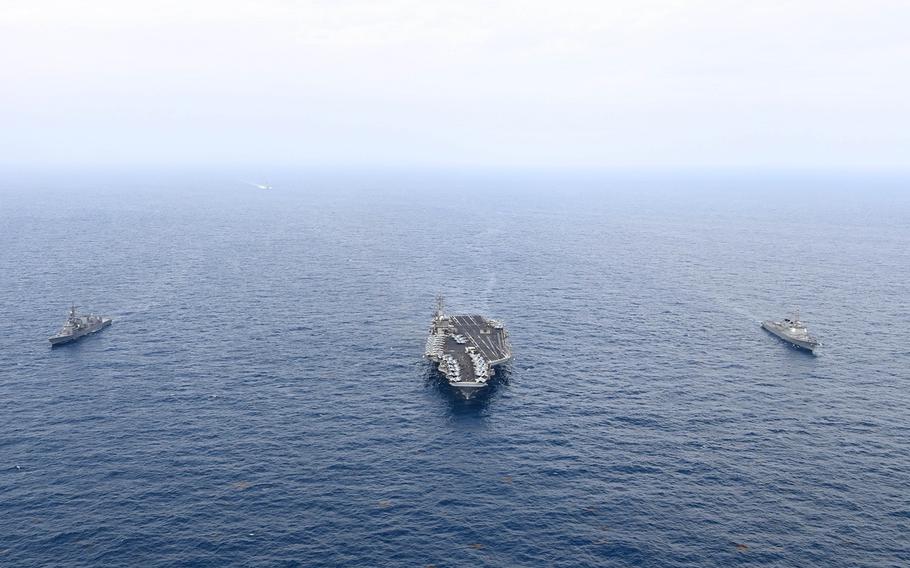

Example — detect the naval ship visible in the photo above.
[49,305,112,346]
[424,297,512,399]
[761,308,819,352]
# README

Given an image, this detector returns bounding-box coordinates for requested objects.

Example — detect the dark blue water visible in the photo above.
[2,171,909,567]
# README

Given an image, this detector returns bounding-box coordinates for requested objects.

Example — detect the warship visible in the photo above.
[49,305,112,346]
[424,296,512,399]
[761,308,819,352]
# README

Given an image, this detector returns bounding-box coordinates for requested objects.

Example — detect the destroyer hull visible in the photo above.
[761,322,818,352]
[49,319,112,346]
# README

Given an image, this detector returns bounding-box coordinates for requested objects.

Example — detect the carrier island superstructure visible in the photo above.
[424,297,512,399]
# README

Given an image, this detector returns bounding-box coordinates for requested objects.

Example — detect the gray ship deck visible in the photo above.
[425,313,511,392]
[441,337,480,383]
[447,315,511,364]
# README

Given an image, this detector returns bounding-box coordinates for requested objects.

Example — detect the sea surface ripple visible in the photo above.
[1,172,908,567]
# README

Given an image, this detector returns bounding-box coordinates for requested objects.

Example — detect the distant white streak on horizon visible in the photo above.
[1,0,908,169]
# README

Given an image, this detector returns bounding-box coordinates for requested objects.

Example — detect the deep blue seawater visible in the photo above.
[1,171,909,567]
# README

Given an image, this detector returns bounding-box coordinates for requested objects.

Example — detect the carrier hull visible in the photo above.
[424,299,511,399]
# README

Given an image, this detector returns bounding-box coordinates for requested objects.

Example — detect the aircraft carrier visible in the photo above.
[424,297,511,399]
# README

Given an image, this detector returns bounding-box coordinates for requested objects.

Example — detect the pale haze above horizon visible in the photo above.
[2,1,908,171]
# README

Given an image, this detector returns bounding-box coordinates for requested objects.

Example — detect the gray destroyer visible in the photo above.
[424,297,512,399]
[49,305,112,346]
[761,308,819,352]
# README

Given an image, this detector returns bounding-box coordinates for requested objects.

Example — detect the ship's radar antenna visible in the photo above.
[434,295,445,320]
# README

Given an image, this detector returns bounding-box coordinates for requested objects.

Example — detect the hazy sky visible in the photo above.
[2,1,908,170]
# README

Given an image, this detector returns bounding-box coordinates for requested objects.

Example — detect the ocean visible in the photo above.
[1,170,908,567]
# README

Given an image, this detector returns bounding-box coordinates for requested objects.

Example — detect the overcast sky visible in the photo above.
[1,1,908,170]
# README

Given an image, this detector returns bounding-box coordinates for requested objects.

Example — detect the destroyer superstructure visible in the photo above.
[761,308,819,352]
[49,305,112,346]
[424,297,511,399]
